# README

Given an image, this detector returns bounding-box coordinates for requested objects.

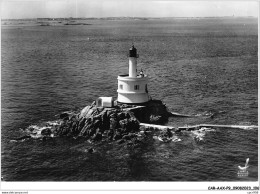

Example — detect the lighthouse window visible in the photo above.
[134,85,139,90]
[119,84,123,90]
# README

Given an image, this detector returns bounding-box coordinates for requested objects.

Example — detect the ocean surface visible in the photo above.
[1,18,258,181]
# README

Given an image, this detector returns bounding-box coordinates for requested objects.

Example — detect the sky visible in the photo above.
[1,0,258,19]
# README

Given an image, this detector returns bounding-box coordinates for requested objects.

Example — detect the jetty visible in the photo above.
[140,123,258,132]
[140,123,175,131]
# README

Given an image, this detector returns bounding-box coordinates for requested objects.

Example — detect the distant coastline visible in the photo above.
[1,16,257,21]
[2,16,257,27]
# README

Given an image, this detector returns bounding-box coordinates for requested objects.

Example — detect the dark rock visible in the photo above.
[119,119,127,129]
[70,114,78,121]
[117,112,129,120]
[106,110,113,118]
[79,123,92,137]
[159,128,173,138]
[116,128,122,133]
[93,118,101,128]
[12,135,31,141]
[87,147,94,153]
[108,130,114,139]
[41,128,52,136]
[41,136,47,141]
[78,117,86,131]
[109,117,118,130]
[110,112,117,119]
[102,130,109,137]
[129,133,137,138]
[144,130,152,135]
[88,126,97,137]
[117,112,124,120]
[57,121,70,136]
[113,132,122,140]
[134,138,141,144]
[127,142,133,146]
[70,120,78,135]
[122,133,136,140]
[122,134,131,140]
[27,126,36,132]
[100,110,109,132]
[92,132,102,141]
[97,107,104,112]
[60,113,69,120]
[119,118,139,133]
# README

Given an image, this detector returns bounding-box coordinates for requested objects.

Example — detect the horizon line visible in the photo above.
[2,16,257,20]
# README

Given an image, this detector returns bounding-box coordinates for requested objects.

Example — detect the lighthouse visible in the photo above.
[117,46,150,104]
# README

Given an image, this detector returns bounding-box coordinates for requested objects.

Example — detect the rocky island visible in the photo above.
[50,45,177,143]
[14,98,176,146]
[55,99,172,141]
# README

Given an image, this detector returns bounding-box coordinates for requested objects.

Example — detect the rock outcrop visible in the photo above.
[54,99,172,141]
[55,102,139,141]
[12,100,173,143]
[127,100,171,124]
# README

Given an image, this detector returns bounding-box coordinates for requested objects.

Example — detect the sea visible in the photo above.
[1,18,258,181]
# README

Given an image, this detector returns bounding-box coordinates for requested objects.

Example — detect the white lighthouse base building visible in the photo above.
[117,74,149,104]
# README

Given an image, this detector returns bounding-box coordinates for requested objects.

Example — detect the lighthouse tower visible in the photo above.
[117,46,150,104]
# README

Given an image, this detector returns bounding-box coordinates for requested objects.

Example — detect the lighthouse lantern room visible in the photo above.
[117,46,150,104]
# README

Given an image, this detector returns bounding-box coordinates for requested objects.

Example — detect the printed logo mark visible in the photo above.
[237,158,249,177]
